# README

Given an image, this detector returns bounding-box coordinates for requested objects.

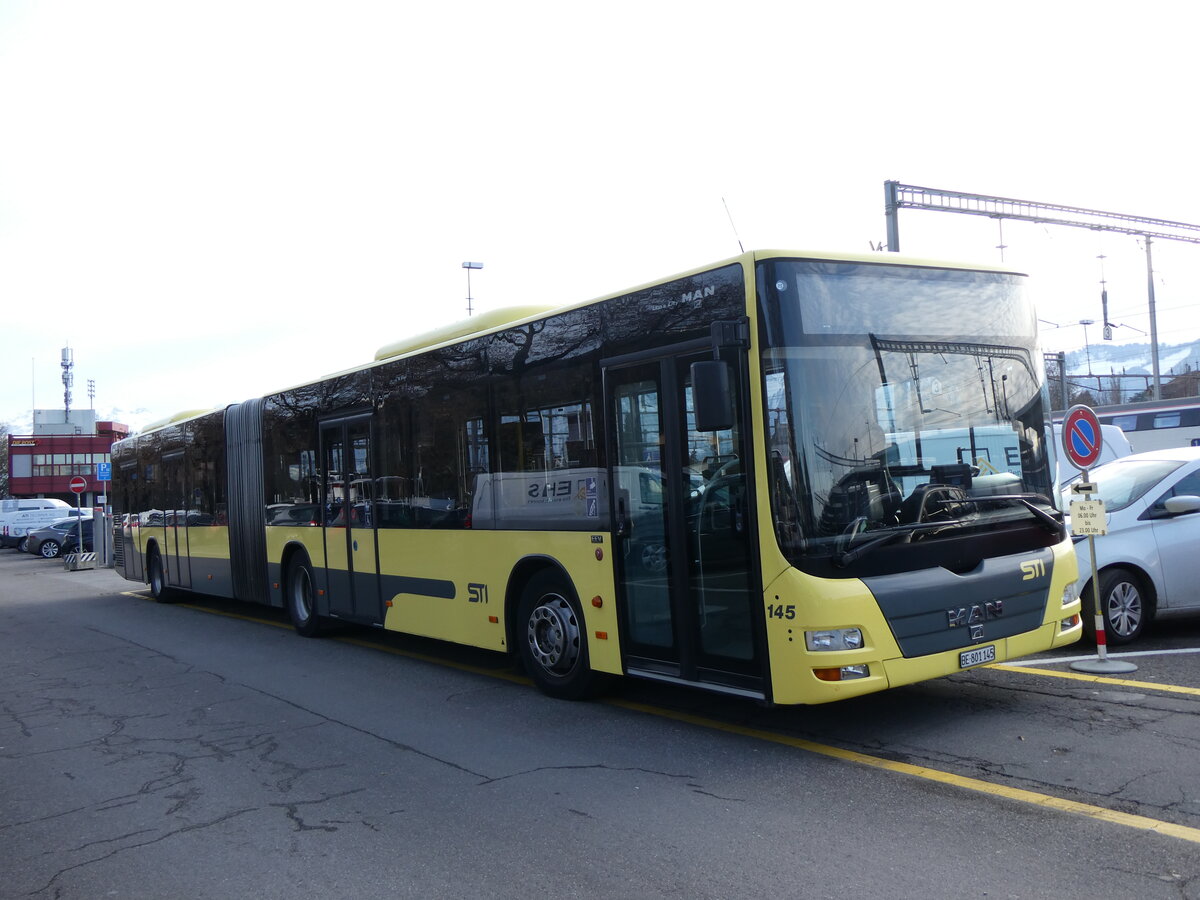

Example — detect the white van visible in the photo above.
[0,498,85,551]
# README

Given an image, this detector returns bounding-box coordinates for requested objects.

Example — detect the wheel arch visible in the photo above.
[143,536,162,568]
[504,555,579,657]
[1081,561,1158,643]
[279,541,318,608]
[1085,561,1159,615]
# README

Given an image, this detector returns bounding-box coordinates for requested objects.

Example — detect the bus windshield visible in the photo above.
[758,259,1059,572]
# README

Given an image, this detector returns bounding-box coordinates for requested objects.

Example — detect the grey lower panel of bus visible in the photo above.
[185,556,237,600]
[863,547,1054,658]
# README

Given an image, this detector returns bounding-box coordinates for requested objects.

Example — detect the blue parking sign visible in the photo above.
[97,462,112,481]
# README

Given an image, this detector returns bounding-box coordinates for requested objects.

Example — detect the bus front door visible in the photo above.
[606,351,765,698]
[320,419,382,624]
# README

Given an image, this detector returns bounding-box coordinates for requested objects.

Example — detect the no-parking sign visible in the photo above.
[1061,404,1104,470]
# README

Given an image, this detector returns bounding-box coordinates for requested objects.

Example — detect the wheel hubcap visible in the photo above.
[526,594,580,674]
[1106,581,1142,637]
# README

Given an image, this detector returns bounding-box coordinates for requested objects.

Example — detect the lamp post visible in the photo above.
[462,261,483,316]
[1079,319,1094,374]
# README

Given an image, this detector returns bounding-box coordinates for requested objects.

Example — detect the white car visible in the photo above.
[1063,446,1200,644]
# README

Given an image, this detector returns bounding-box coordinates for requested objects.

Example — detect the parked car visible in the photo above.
[60,517,96,554]
[1063,446,1200,644]
[24,517,94,559]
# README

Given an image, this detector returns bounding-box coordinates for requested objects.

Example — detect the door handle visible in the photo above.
[616,497,631,539]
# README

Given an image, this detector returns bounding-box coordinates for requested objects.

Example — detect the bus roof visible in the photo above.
[133,249,1024,437]
[370,249,1024,362]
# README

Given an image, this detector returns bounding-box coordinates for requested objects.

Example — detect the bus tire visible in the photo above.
[1082,566,1150,645]
[286,555,323,637]
[517,570,599,701]
[148,548,174,603]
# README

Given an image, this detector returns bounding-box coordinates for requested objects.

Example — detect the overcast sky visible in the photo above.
[2,1,1197,434]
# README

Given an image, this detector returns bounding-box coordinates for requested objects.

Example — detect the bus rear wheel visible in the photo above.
[286,555,323,637]
[148,548,174,603]
[517,570,599,700]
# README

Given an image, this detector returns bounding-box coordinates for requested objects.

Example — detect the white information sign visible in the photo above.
[1069,499,1108,535]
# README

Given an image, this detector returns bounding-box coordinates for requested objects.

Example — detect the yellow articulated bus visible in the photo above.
[111,250,1081,704]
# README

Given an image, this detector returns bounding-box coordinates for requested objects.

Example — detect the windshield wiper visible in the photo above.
[833,521,959,567]
[968,493,1062,533]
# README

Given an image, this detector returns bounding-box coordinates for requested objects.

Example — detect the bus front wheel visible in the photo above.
[517,570,599,700]
[286,556,323,637]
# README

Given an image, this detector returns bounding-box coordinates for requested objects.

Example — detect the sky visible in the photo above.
[2,0,1198,434]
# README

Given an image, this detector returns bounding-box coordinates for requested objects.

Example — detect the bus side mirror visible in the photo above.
[692,360,733,432]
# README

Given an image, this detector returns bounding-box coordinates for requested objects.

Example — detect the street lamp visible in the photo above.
[462,261,483,316]
[1079,319,1094,374]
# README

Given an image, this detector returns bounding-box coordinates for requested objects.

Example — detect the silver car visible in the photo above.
[1064,446,1200,644]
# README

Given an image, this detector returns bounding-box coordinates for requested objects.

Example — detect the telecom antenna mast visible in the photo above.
[62,346,74,419]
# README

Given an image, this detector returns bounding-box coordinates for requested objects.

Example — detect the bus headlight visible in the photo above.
[805,628,863,651]
[1061,581,1079,608]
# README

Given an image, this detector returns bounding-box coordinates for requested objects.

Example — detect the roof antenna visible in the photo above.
[721,197,744,253]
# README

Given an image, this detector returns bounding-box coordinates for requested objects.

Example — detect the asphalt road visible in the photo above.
[2,550,1199,899]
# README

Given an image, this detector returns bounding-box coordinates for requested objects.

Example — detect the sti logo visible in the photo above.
[1020,558,1046,580]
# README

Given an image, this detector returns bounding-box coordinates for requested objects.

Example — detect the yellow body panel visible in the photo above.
[378,530,623,675]
[266,528,326,571]
[260,526,623,676]
[184,525,230,560]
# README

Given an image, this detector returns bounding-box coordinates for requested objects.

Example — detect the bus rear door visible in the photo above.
[159,450,191,590]
[320,417,382,624]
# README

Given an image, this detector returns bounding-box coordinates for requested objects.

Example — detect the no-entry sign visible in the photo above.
[1061,404,1104,470]
[69,475,88,494]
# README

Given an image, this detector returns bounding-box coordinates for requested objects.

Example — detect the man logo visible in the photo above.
[1020,558,1046,580]
[947,601,1003,628]
[681,285,716,304]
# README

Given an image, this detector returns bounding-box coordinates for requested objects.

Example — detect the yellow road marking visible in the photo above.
[993,664,1200,697]
[605,698,1200,846]
[135,590,1200,845]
